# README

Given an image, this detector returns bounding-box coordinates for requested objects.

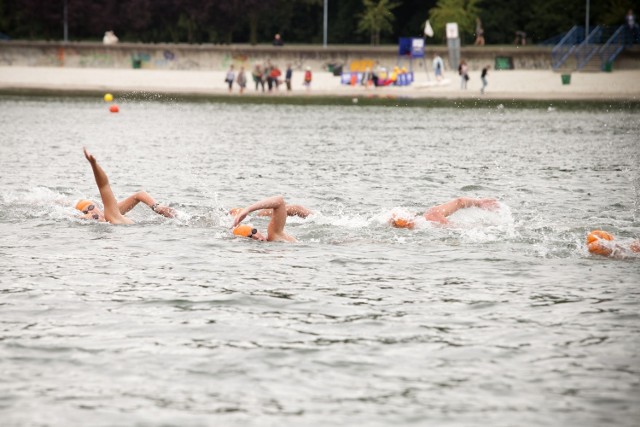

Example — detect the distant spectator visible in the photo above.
[480,65,490,95]
[458,60,468,89]
[103,31,118,45]
[269,65,282,90]
[236,66,247,94]
[474,18,485,46]
[252,64,265,92]
[303,67,312,90]
[285,64,293,91]
[225,65,235,93]
[514,31,527,46]
[433,54,444,81]
[626,9,639,43]
[273,33,284,46]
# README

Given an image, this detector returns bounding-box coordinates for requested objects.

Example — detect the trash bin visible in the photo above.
[132,58,141,69]
[603,62,613,72]
[561,74,571,85]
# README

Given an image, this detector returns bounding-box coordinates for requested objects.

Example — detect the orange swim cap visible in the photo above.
[390,215,415,229]
[233,224,256,238]
[587,230,614,256]
[75,199,93,212]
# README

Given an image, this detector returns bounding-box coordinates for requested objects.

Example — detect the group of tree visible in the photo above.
[0,0,635,46]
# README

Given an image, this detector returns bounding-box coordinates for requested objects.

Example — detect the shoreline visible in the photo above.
[1,66,639,106]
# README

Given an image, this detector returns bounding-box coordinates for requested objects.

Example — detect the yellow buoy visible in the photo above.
[104,93,113,102]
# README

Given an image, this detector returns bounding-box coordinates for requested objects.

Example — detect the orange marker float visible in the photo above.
[109,104,119,113]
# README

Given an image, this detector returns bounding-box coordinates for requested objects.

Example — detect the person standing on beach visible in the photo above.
[225,65,235,93]
[77,148,175,224]
[236,66,247,94]
[458,60,468,89]
[480,65,489,94]
[303,67,312,90]
[433,54,444,81]
[252,64,265,92]
[285,64,293,91]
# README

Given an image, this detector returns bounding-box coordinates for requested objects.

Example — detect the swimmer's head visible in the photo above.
[76,199,93,212]
[233,224,265,241]
[389,214,415,229]
[75,199,104,221]
[587,230,614,256]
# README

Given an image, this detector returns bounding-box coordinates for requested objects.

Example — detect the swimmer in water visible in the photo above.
[78,147,175,224]
[586,230,640,258]
[389,197,500,229]
[232,195,298,242]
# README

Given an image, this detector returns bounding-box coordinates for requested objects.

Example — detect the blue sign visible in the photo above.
[398,38,425,58]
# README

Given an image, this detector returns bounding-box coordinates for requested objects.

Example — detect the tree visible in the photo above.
[357,0,400,45]
[428,0,480,43]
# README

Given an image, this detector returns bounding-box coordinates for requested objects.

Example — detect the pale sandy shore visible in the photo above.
[1,66,639,101]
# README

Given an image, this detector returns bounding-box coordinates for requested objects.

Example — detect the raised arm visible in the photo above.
[117,191,175,218]
[83,147,132,225]
[424,197,498,224]
[233,195,292,241]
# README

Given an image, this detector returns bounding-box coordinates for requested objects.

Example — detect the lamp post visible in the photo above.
[323,0,328,48]
[585,0,590,41]
[63,0,68,42]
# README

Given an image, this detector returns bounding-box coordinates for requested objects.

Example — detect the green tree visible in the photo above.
[357,0,400,45]
[428,0,480,42]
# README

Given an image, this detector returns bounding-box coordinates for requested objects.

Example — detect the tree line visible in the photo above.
[0,0,633,46]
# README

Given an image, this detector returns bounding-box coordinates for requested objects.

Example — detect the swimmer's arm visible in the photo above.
[424,197,499,223]
[233,195,288,236]
[83,147,131,225]
[117,191,175,218]
[257,204,312,218]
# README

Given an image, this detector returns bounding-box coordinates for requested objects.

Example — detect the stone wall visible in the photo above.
[0,41,638,72]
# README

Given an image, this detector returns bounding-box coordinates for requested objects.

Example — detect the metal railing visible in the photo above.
[576,26,602,70]
[551,26,581,70]
[598,25,626,70]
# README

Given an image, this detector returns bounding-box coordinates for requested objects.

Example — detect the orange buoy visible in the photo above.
[109,104,119,113]
[586,230,614,256]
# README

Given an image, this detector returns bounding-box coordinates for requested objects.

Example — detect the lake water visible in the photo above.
[1,96,639,427]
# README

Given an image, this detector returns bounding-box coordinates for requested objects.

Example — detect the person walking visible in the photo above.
[236,66,247,94]
[480,65,490,94]
[225,65,235,93]
[303,67,312,90]
[285,64,293,91]
[458,60,468,90]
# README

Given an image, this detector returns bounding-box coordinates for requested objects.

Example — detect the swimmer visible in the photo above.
[586,230,640,258]
[232,195,297,242]
[78,147,175,224]
[229,204,312,218]
[389,197,500,229]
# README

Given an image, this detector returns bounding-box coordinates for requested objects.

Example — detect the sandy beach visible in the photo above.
[1,66,639,101]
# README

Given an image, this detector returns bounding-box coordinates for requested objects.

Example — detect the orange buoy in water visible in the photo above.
[109,104,119,113]
[587,230,614,256]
